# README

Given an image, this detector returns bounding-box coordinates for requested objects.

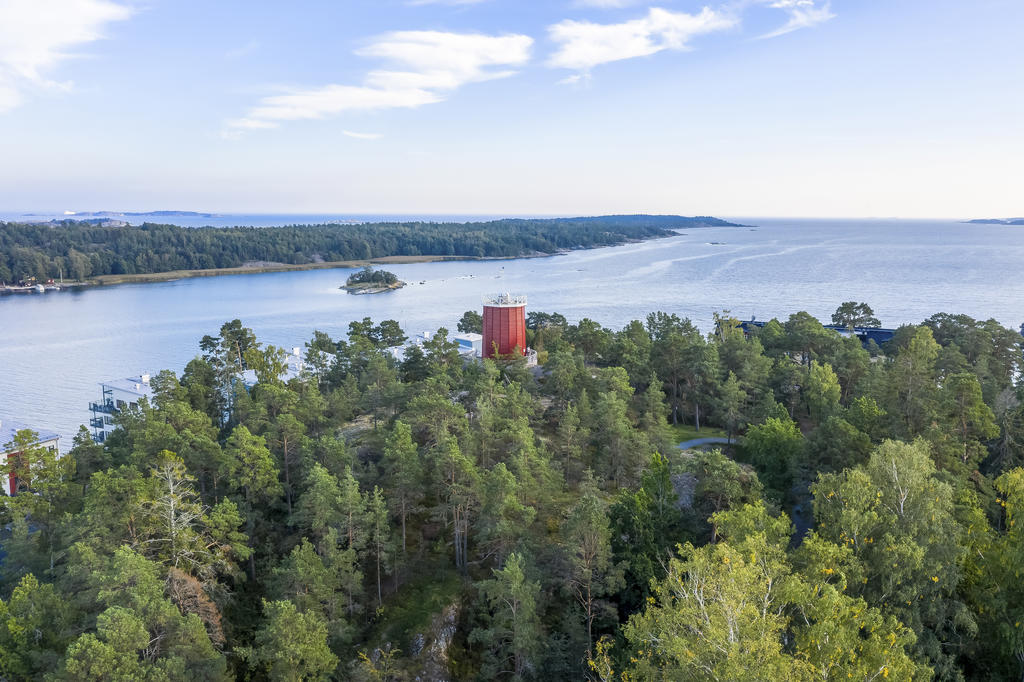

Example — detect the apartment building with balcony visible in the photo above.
[90,374,154,443]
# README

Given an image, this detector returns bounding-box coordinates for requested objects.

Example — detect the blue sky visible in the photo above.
[0,0,1021,218]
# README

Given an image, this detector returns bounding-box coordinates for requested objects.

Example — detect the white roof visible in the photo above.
[101,376,155,397]
[1,419,60,452]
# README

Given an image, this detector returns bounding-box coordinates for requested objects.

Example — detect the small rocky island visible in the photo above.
[340,266,406,294]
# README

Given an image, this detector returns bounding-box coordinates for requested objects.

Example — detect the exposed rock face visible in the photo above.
[353,601,460,681]
[672,472,697,509]
[410,632,425,658]
[414,603,459,682]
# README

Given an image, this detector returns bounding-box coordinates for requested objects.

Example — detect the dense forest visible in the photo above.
[0,215,738,283]
[4,305,1024,681]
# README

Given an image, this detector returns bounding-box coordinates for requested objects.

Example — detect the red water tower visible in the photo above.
[482,293,527,358]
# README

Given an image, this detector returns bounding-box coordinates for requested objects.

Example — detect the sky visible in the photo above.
[0,0,1021,218]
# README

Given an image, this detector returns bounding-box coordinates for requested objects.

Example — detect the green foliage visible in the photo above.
[564,475,623,654]
[6,308,1023,680]
[742,417,804,496]
[347,267,400,287]
[783,311,842,366]
[366,486,394,609]
[0,574,72,678]
[0,428,78,576]
[381,420,425,561]
[846,395,887,442]
[682,448,764,543]
[0,216,700,280]
[805,361,842,423]
[620,503,927,681]
[812,440,974,676]
[832,301,881,328]
[715,372,748,441]
[937,371,999,473]
[922,312,1024,401]
[885,326,941,438]
[478,463,536,566]
[803,415,872,473]
[457,310,483,334]
[241,600,338,681]
[610,454,688,615]
[469,553,543,680]
[63,546,228,680]
[271,538,354,648]
[973,468,1024,679]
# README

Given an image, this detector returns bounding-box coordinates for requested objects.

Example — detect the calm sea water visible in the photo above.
[2,218,1022,447]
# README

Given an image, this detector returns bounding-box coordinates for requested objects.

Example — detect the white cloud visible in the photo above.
[228,85,441,129]
[759,0,835,38]
[547,7,736,72]
[557,73,589,87]
[343,130,383,140]
[228,31,532,134]
[0,0,131,113]
[359,31,533,90]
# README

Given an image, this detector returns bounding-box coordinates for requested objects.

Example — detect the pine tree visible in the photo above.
[564,475,621,655]
[241,600,338,681]
[366,486,393,609]
[470,552,543,680]
[381,420,423,558]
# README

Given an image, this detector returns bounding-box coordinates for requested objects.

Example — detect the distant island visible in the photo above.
[19,210,218,228]
[87,210,219,218]
[536,214,747,228]
[0,214,743,286]
[341,267,405,294]
[964,218,1024,225]
[25,217,131,228]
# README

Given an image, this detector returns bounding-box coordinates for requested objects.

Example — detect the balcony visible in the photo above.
[89,417,105,429]
[89,401,118,415]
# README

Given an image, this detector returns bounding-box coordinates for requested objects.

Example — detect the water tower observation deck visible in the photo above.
[483,293,527,307]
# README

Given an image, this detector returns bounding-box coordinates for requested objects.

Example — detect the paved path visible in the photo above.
[677,437,732,450]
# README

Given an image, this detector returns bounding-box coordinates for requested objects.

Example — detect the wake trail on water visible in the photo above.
[619,246,751,280]
[704,240,848,282]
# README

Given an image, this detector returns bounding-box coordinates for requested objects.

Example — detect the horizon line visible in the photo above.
[0,209,1007,222]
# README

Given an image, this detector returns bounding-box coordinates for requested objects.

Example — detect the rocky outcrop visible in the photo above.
[672,472,697,509]
[414,603,459,682]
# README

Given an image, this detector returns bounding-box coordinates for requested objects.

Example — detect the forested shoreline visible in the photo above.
[0,215,738,283]
[3,305,1024,680]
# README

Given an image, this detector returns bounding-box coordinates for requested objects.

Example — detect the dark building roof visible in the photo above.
[740,320,897,347]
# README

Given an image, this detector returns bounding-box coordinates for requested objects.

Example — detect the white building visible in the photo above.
[386,331,485,363]
[387,331,434,362]
[454,333,483,358]
[1,418,60,495]
[241,347,307,387]
[90,374,154,443]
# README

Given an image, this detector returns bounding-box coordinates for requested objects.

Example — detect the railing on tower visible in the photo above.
[483,293,527,307]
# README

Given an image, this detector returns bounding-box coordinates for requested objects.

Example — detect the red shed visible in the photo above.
[482,293,527,358]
